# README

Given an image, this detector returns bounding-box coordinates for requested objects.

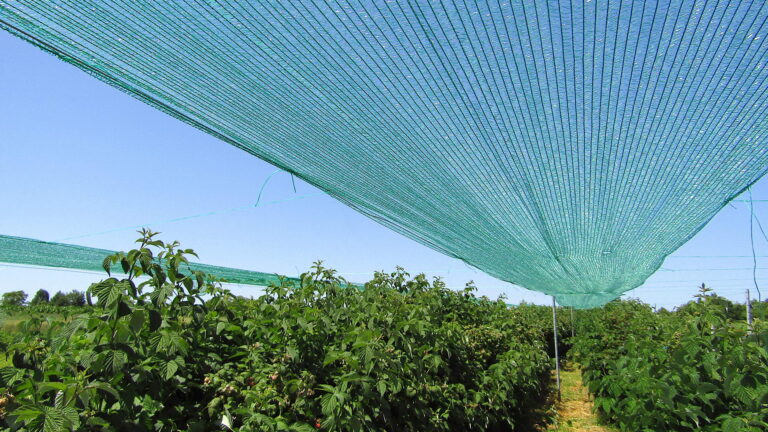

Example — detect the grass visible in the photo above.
[0,310,20,368]
[0,310,77,333]
[1,317,24,334]
[547,363,615,432]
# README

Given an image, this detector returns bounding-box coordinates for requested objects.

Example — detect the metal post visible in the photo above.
[552,296,561,401]
[570,307,575,338]
[747,289,753,329]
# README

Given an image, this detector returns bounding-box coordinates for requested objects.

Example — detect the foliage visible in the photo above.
[0,332,12,360]
[572,290,768,432]
[48,292,65,308]
[1,292,27,308]
[49,291,85,308]
[28,291,49,307]
[675,284,768,322]
[511,303,575,360]
[0,230,552,431]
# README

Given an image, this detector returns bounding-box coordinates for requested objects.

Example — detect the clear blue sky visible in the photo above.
[1,32,766,309]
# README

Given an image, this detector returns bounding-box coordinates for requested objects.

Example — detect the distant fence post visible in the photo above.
[552,296,561,401]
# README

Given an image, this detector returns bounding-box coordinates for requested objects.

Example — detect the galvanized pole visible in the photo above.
[552,296,561,401]
[570,307,575,338]
[747,289,753,329]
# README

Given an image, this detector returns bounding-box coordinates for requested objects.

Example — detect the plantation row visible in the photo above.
[1,231,765,431]
[571,291,768,432]
[0,232,561,431]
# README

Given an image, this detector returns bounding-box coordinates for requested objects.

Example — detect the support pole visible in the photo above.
[570,307,575,338]
[747,289,753,329]
[552,296,561,401]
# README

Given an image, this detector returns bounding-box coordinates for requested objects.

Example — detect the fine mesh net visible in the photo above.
[0,234,299,287]
[2,1,768,308]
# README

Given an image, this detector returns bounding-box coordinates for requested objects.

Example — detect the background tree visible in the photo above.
[29,289,50,305]
[49,290,86,307]
[50,291,66,306]
[63,290,85,307]
[1,290,27,307]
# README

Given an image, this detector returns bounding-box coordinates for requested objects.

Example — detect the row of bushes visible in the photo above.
[0,231,555,431]
[571,291,768,432]
[6,232,763,431]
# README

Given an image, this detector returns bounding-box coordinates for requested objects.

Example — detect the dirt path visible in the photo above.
[547,364,614,432]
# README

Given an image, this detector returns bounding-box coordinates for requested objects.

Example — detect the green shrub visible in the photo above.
[572,293,768,432]
[0,230,552,431]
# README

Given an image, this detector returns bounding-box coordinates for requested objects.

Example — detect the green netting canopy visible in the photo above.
[2,1,768,308]
[0,234,300,287]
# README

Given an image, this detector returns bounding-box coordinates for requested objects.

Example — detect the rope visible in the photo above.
[55,192,324,242]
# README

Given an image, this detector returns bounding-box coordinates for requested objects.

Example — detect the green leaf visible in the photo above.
[377,380,387,396]
[137,395,162,416]
[85,381,120,400]
[151,331,189,356]
[89,279,127,308]
[163,360,179,380]
[216,321,227,335]
[60,407,80,429]
[320,393,338,417]
[0,367,25,386]
[120,257,131,274]
[103,350,128,373]
[39,405,81,432]
[722,416,744,432]
[221,409,233,430]
[101,256,113,275]
[129,309,146,333]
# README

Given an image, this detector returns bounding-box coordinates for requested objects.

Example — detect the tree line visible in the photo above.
[0,289,86,307]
